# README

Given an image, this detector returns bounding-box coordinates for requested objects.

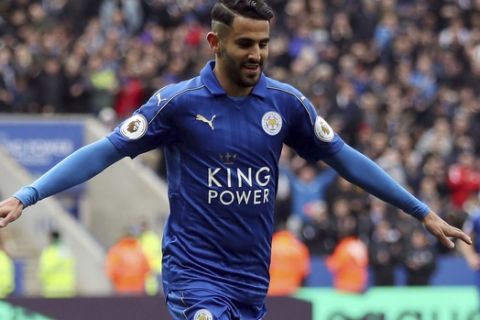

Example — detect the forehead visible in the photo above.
[229,16,270,40]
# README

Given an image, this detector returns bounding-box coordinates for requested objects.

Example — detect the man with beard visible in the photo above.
[0,1,472,319]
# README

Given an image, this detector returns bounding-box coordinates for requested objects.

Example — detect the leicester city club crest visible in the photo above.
[262,111,282,136]
[193,309,213,320]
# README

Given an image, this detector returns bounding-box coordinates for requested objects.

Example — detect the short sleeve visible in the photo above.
[107,90,177,158]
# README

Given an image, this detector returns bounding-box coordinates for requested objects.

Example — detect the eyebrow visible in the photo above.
[234,37,270,43]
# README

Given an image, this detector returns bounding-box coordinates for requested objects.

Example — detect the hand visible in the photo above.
[0,197,24,228]
[422,211,472,249]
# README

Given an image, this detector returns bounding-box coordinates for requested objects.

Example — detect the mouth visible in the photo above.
[243,63,261,74]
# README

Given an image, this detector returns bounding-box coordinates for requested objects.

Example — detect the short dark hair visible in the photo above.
[211,0,274,27]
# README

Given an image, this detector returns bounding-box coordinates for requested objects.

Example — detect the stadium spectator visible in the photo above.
[369,220,401,286]
[403,228,437,286]
[37,56,64,113]
[0,234,14,298]
[326,215,369,293]
[114,60,146,119]
[62,54,91,113]
[268,227,310,296]
[138,220,162,296]
[326,177,367,217]
[38,230,76,297]
[289,161,337,223]
[86,52,119,114]
[300,200,337,256]
[415,117,453,159]
[447,150,480,210]
[99,0,144,36]
[105,229,150,295]
[286,158,337,253]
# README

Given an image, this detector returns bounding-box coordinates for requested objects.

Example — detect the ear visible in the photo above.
[206,32,220,54]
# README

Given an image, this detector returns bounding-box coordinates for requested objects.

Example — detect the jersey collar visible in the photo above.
[200,60,267,99]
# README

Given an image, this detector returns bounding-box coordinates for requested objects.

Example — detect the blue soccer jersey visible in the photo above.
[107,61,344,303]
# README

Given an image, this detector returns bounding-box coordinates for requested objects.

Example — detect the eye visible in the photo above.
[259,41,269,49]
[236,40,253,48]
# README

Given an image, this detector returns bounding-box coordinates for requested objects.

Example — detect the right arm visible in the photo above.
[0,138,124,227]
[0,83,180,228]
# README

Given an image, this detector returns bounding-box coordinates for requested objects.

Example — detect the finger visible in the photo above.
[0,215,12,228]
[0,210,21,228]
[447,228,472,245]
[0,204,9,218]
[439,235,455,249]
[0,217,9,228]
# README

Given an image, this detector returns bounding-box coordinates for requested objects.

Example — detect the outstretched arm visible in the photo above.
[324,144,472,248]
[0,138,124,227]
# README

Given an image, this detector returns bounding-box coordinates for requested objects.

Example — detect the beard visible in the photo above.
[219,46,264,88]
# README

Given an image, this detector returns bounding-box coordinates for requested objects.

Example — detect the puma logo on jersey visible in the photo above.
[196,114,217,130]
[155,92,167,106]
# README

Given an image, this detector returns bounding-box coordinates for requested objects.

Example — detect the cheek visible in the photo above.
[224,50,243,65]
[261,49,269,60]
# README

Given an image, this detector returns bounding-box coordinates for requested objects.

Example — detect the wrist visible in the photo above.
[13,186,39,208]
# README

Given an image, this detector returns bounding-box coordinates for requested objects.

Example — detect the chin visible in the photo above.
[241,76,260,87]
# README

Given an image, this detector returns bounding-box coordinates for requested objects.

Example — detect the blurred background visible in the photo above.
[0,0,480,319]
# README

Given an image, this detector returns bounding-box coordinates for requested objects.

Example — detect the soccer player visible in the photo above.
[0,1,472,319]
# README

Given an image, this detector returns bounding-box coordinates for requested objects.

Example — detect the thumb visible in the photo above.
[441,236,455,249]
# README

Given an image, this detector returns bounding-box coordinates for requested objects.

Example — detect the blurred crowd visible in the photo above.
[1,0,480,290]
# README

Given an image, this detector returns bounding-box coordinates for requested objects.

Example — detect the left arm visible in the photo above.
[281,90,471,248]
[324,144,472,248]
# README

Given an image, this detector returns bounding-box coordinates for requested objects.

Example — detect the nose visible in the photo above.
[248,44,261,61]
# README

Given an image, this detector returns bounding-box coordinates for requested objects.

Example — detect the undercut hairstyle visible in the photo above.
[211,0,275,27]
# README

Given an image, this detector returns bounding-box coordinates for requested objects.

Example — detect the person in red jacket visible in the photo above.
[106,231,151,295]
[447,151,480,209]
[268,228,310,296]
